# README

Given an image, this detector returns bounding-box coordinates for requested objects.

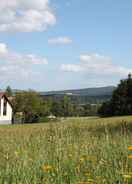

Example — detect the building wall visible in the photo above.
[0,97,12,125]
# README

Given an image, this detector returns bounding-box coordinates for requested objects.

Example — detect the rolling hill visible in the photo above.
[40,86,115,104]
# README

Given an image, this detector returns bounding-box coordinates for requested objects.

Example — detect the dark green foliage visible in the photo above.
[13,91,49,123]
[51,95,77,117]
[98,101,113,117]
[98,74,132,117]
[5,86,13,97]
[13,92,99,124]
[50,95,99,117]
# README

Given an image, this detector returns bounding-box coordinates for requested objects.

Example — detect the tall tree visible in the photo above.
[13,91,45,123]
[5,86,13,97]
[98,74,132,116]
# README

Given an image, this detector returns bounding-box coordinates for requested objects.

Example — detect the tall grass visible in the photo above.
[0,116,131,183]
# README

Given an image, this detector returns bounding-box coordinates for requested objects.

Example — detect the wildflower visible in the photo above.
[128,155,132,159]
[4,153,9,160]
[68,154,72,158]
[79,157,85,163]
[128,146,132,151]
[42,165,53,172]
[87,178,94,182]
[123,174,132,179]
[85,172,91,176]
[14,151,19,157]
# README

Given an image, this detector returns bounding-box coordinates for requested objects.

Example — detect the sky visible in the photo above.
[0,0,132,91]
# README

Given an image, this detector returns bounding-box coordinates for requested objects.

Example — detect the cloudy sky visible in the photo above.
[0,0,132,91]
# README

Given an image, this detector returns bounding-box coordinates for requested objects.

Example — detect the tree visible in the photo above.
[5,86,13,97]
[98,74,132,116]
[98,101,113,117]
[50,95,75,117]
[61,95,71,117]
[51,101,64,117]
[13,91,45,123]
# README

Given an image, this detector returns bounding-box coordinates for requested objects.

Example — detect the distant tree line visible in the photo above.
[42,94,111,105]
[5,87,99,124]
[50,96,99,117]
[98,74,132,117]
[5,74,131,122]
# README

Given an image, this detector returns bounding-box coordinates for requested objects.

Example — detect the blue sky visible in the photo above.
[0,0,132,91]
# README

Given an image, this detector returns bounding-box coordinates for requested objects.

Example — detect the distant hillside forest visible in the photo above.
[3,86,114,124]
[4,75,132,123]
[40,86,115,104]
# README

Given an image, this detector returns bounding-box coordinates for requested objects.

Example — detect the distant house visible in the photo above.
[0,93,13,125]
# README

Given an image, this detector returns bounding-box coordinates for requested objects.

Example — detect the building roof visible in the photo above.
[0,92,13,108]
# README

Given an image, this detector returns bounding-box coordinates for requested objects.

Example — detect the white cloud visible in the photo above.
[61,53,132,76]
[0,43,48,66]
[48,37,72,45]
[0,0,56,32]
[61,64,82,72]
[0,43,8,54]
[0,43,48,84]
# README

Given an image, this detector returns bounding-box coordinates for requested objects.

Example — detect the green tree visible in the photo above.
[13,91,45,123]
[98,101,113,117]
[5,86,13,97]
[51,101,64,117]
[61,95,71,117]
[98,74,132,116]
[51,95,75,117]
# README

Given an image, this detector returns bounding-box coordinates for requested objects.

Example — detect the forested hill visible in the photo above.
[41,86,115,96]
[40,86,115,104]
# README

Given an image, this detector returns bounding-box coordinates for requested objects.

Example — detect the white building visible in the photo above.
[0,93,13,125]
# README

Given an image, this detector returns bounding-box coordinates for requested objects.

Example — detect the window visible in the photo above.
[3,98,7,116]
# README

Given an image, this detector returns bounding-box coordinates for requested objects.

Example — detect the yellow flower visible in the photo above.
[79,157,85,163]
[85,172,91,176]
[128,146,132,151]
[87,178,94,182]
[123,174,132,179]
[42,165,53,172]
[128,155,132,159]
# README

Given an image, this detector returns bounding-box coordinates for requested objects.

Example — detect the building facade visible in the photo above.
[0,93,13,125]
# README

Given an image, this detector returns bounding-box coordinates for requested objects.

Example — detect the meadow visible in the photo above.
[0,116,132,184]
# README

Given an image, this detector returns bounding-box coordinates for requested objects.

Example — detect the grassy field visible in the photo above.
[0,116,132,184]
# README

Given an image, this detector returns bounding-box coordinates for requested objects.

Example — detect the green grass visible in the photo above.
[0,116,132,183]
